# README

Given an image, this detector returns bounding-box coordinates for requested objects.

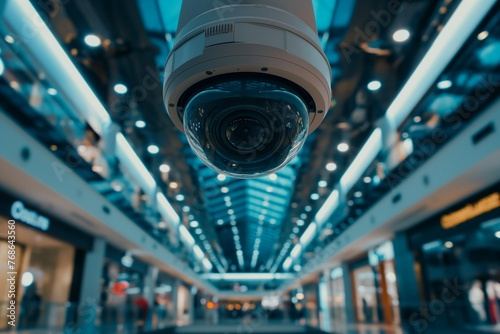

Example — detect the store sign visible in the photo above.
[441,192,500,230]
[10,201,50,231]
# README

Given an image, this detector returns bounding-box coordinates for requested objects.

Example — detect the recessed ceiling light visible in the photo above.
[147,145,159,154]
[159,164,170,173]
[266,186,274,193]
[293,227,299,233]
[84,34,101,47]
[135,120,146,128]
[326,162,337,171]
[176,194,185,201]
[363,176,372,183]
[354,191,363,198]
[269,173,278,181]
[217,219,224,225]
[114,83,128,94]
[393,29,410,42]
[4,35,15,44]
[217,174,226,181]
[228,209,234,215]
[270,219,277,225]
[437,80,453,90]
[190,221,199,228]
[413,116,422,123]
[337,143,349,152]
[195,228,203,235]
[444,241,453,248]
[402,132,409,139]
[318,180,328,188]
[367,80,382,91]
[157,221,167,229]
[221,187,229,193]
[311,193,320,200]
[47,88,58,96]
[296,219,304,226]
[477,31,489,41]
[182,206,190,212]
[494,231,500,239]
[305,206,312,212]
[169,182,178,189]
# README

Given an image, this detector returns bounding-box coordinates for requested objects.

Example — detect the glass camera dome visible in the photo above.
[183,76,310,178]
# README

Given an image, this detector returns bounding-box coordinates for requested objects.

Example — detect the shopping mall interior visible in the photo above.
[0,0,499,333]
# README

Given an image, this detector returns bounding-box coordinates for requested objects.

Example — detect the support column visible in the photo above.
[341,261,356,325]
[320,270,332,332]
[78,238,106,334]
[393,232,421,333]
[144,266,158,330]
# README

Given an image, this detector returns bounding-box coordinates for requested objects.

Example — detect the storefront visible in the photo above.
[350,241,400,325]
[407,183,500,331]
[0,191,93,330]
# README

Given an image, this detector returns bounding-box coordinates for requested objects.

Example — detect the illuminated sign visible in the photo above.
[441,192,500,229]
[10,201,50,231]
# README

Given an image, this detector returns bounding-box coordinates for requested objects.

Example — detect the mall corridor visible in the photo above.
[1,0,500,333]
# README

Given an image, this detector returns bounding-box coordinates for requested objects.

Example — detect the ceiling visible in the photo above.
[1,0,499,291]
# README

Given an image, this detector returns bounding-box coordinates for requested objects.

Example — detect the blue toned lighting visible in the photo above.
[269,173,278,181]
[437,80,453,90]
[296,219,305,227]
[217,219,224,225]
[300,222,317,245]
[217,174,226,181]
[175,194,185,201]
[311,193,320,201]
[221,187,229,194]
[318,180,328,188]
[363,176,372,184]
[290,244,302,259]
[115,133,156,195]
[202,258,213,271]
[315,189,339,227]
[340,128,383,193]
[0,57,4,76]
[337,143,349,152]
[367,80,382,91]
[193,245,205,260]
[47,88,58,96]
[477,31,489,41]
[326,162,337,172]
[84,34,101,47]
[159,164,170,173]
[190,221,199,228]
[147,145,159,154]
[156,192,180,226]
[4,35,15,44]
[114,83,128,94]
[393,29,410,43]
[21,272,34,287]
[135,120,146,128]
[283,257,293,271]
[385,0,496,129]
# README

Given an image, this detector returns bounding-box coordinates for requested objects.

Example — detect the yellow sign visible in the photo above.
[441,192,500,229]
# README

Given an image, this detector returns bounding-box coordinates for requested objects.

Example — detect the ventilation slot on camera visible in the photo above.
[205,23,234,37]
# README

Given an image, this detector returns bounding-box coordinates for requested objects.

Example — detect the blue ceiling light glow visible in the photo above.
[393,29,410,42]
[311,193,320,201]
[84,34,101,47]
[437,80,453,90]
[147,145,159,154]
[367,80,382,91]
[135,120,146,128]
[47,88,58,96]
[385,0,496,129]
[114,83,128,94]
[0,57,4,76]
[176,194,185,201]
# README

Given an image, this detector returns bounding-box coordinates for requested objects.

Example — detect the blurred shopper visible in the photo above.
[135,294,149,332]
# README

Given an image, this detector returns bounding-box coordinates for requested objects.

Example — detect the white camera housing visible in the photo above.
[163,0,332,178]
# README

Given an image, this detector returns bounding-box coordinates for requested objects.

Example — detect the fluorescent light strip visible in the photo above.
[315,189,339,226]
[179,225,195,246]
[385,0,496,129]
[290,243,302,259]
[115,133,157,196]
[201,273,295,281]
[202,258,213,271]
[3,0,112,135]
[340,128,382,193]
[300,223,317,246]
[156,193,181,227]
[193,245,205,261]
[282,257,293,271]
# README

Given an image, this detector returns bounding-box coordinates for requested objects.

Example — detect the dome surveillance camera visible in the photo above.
[163,0,332,178]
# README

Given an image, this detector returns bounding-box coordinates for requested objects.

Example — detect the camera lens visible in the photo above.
[183,76,309,178]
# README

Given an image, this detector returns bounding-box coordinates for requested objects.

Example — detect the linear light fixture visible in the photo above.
[300,222,317,246]
[2,0,112,135]
[385,0,496,129]
[340,128,382,193]
[115,133,157,196]
[202,258,213,271]
[156,193,181,227]
[282,257,293,271]
[290,243,303,259]
[179,225,195,246]
[315,189,339,226]
[193,245,205,261]
[201,273,296,281]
